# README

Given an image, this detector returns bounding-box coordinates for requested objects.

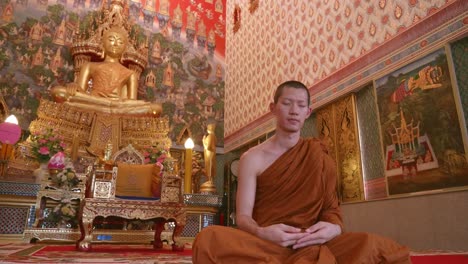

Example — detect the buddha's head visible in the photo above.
[207,122,216,133]
[102,26,128,59]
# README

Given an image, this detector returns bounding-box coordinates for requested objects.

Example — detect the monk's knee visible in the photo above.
[193,226,221,249]
[192,226,224,264]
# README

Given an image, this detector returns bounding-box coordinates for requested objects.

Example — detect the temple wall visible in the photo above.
[224,0,467,150]
[223,0,468,250]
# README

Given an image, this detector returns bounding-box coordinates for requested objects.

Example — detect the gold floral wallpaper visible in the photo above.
[224,0,467,151]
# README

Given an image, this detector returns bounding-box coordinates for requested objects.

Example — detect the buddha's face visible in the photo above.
[102,30,127,58]
[207,123,216,132]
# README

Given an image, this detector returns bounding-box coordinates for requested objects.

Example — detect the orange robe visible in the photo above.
[193,138,411,264]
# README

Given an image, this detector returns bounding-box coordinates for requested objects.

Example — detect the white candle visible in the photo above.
[184,138,194,194]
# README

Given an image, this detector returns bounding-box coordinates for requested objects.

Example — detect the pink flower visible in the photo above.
[156,161,164,170]
[144,157,150,163]
[157,154,167,163]
[39,146,50,155]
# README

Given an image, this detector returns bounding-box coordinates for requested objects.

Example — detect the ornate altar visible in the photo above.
[74,143,185,251]
[18,0,187,250]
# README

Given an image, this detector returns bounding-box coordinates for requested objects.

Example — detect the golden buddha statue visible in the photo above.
[50,26,162,115]
[200,123,217,194]
[12,0,171,178]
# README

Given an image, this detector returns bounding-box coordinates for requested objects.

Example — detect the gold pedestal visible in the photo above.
[24,99,171,162]
[199,181,217,194]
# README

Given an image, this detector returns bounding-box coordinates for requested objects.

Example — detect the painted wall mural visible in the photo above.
[0,0,226,147]
[375,48,468,196]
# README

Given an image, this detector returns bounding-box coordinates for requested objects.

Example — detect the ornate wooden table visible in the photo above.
[76,198,186,252]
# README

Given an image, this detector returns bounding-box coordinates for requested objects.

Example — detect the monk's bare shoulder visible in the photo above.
[239,140,274,177]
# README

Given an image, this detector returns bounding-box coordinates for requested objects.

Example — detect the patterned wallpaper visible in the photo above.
[224,0,467,151]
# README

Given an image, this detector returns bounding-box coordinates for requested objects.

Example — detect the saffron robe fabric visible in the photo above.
[192,138,411,264]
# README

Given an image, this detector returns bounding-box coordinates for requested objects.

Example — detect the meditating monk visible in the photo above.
[51,26,161,115]
[192,81,411,263]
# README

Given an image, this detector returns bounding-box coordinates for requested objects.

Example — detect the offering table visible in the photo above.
[76,198,186,252]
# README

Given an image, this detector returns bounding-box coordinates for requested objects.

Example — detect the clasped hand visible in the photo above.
[259,221,341,249]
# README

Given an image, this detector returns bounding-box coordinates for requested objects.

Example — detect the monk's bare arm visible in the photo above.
[236,147,306,247]
[235,150,260,235]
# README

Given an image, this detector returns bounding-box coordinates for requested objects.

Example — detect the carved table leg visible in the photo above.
[77,214,94,252]
[171,221,185,251]
[153,218,165,250]
[33,196,45,228]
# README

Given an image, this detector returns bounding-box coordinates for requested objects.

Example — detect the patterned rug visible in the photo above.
[0,243,193,263]
[1,243,467,263]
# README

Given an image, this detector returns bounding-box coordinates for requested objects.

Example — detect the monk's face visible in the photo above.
[103,30,127,58]
[270,87,312,133]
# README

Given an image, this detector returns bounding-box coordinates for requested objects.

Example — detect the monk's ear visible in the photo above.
[305,106,312,118]
[269,102,276,113]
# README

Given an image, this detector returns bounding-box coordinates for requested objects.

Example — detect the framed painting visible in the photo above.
[375,47,468,196]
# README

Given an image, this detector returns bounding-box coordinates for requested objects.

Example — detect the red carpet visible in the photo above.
[411,254,468,264]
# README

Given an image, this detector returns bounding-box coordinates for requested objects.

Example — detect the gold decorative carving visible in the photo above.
[20,99,170,164]
[315,94,364,203]
[334,95,364,202]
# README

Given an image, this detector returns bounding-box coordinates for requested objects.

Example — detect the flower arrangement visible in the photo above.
[50,160,80,190]
[45,198,78,228]
[142,145,169,172]
[30,128,66,164]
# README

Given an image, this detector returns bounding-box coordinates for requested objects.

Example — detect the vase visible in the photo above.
[57,220,70,229]
[33,163,49,183]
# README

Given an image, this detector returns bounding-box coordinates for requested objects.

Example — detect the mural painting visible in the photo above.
[375,47,468,196]
[0,0,226,147]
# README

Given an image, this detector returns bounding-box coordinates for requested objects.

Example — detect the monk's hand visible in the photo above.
[292,221,341,249]
[258,224,307,248]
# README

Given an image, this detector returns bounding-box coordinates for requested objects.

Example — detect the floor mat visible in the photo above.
[0,243,193,263]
